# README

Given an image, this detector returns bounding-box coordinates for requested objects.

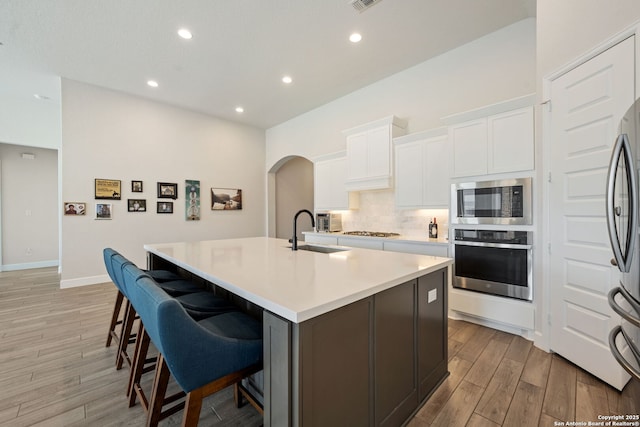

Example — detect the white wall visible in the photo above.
[0,69,61,150]
[266,18,535,170]
[60,80,266,287]
[0,143,58,269]
[537,0,640,82]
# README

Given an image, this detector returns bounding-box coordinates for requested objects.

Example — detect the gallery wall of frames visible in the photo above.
[64,179,243,221]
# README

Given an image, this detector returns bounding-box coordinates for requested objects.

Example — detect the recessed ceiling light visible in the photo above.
[235,106,244,113]
[349,33,362,43]
[147,80,159,88]
[33,94,50,100]
[177,28,192,40]
[282,76,293,84]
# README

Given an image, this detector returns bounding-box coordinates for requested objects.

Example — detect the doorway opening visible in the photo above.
[267,156,314,240]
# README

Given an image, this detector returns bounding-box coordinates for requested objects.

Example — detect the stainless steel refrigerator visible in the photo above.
[606,99,640,383]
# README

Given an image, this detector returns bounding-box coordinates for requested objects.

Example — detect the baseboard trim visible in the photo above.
[60,274,111,289]
[2,260,59,271]
[449,310,535,341]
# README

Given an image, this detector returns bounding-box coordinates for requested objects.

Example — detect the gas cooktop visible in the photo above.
[342,231,400,238]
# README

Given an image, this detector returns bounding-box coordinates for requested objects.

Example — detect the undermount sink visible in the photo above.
[288,244,350,254]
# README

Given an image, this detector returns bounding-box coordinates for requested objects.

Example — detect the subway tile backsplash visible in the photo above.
[339,189,449,239]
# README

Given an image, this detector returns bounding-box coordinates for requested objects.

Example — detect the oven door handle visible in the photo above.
[453,241,532,250]
[609,325,640,382]
[608,286,640,328]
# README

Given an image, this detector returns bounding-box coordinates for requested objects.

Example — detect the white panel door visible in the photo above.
[549,36,634,390]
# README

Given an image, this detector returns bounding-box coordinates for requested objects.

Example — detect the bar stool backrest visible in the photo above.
[103,248,119,286]
[124,265,171,357]
[113,254,138,299]
[133,274,262,393]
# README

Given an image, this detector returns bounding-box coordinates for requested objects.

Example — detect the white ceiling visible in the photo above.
[0,0,536,129]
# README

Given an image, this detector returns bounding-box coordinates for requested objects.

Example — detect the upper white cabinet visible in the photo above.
[444,96,535,178]
[394,128,450,208]
[343,116,407,191]
[488,107,535,174]
[449,119,488,177]
[314,151,359,211]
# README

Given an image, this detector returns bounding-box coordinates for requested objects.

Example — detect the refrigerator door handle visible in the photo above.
[608,286,640,328]
[606,134,638,273]
[609,325,640,381]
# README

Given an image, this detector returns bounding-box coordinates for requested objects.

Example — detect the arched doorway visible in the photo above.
[267,156,314,240]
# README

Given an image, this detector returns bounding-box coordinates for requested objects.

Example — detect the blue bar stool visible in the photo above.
[103,248,127,347]
[121,264,238,402]
[104,248,186,348]
[126,266,263,427]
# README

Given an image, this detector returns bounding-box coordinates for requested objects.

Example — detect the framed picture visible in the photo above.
[128,199,146,212]
[131,180,143,193]
[95,203,113,219]
[211,188,242,210]
[95,179,121,200]
[64,202,86,216]
[157,201,173,214]
[185,180,200,221]
[158,182,178,199]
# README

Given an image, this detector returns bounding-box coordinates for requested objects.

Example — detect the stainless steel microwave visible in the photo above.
[316,213,342,232]
[451,178,532,225]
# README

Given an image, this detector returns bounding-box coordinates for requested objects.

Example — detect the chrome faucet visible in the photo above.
[292,209,315,250]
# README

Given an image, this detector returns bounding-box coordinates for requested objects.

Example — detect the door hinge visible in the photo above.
[548,243,551,254]
[541,99,552,112]
[548,172,552,183]
[548,313,552,325]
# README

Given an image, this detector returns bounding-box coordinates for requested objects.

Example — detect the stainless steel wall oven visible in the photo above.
[453,229,532,301]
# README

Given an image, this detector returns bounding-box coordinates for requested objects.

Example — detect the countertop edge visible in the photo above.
[294,258,452,322]
[144,239,453,324]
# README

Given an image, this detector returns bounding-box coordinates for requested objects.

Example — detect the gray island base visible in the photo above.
[145,237,451,426]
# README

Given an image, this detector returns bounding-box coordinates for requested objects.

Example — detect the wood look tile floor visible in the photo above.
[0,267,638,426]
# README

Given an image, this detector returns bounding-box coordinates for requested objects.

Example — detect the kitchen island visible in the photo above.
[144,237,453,427]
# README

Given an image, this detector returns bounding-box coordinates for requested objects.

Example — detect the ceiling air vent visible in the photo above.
[348,0,382,13]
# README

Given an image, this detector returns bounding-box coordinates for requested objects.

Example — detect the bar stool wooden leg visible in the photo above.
[116,300,137,370]
[146,355,172,427]
[106,291,124,347]
[128,323,150,404]
[182,389,205,427]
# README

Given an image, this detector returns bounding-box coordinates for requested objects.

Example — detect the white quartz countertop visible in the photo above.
[144,237,452,323]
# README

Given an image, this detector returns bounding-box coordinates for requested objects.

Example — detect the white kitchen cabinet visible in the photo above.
[303,233,338,245]
[448,105,534,178]
[314,151,359,211]
[304,233,450,257]
[383,241,449,257]
[394,128,450,208]
[343,116,407,191]
[449,119,488,177]
[488,107,534,174]
[337,237,384,250]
